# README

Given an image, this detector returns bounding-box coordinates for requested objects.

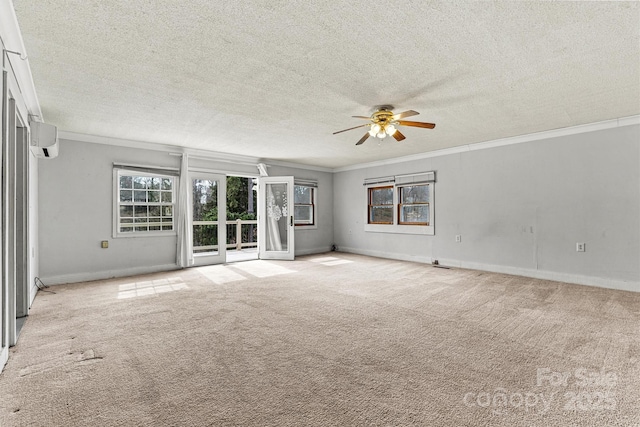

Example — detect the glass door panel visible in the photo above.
[258,177,294,260]
[191,174,226,266]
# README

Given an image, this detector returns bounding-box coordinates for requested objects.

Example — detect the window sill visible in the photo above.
[295,224,318,230]
[364,224,434,236]
[113,231,177,239]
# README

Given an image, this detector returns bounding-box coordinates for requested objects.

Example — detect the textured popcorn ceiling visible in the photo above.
[13,1,640,169]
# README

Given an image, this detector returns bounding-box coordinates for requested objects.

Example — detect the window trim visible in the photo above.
[367,185,394,225]
[294,184,317,229]
[112,168,178,238]
[397,184,430,226]
[363,181,434,236]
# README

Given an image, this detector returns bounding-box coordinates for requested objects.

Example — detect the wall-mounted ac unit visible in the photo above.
[29,122,59,158]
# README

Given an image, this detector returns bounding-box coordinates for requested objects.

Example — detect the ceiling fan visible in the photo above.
[333,106,436,145]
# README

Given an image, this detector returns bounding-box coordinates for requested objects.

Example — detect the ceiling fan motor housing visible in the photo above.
[372,110,395,126]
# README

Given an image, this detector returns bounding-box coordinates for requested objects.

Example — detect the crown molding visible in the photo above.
[0,1,43,121]
[59,130,334,173]
[332,115,640,173]
[60,114,639,175]
[261,159,334,173]
[59,131,262,163]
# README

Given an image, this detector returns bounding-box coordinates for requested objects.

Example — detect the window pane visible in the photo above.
[135,226,148,232]
[162,225,173,231]
[193,224,217,253]
[119,176,132,189]
[264,183,289,251]
[148,191,160,202]
[120,226,134,233]
[121,218,133,224]
[120,205,133,218]
[370,206,393,223]
[161,191,172,203]
[150,178,161,190]
[134,190,147,202]
[162,206,173,216]
[294,205,312,223]
[192,179,217,221]
[134,206,148,217]
[401,185,429,204]
[133,176,147,189]
[120,190,133,202]
[294,186,312,204]
[149,206,161,217]
[162,178,172,190]
[371,187,393,205]
[400,205,429,224]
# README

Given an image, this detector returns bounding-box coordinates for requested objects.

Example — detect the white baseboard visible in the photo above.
[337,246,433,265]
[39,264,181,286]
[437,258,639,293]
[295,246,333,256]
[337,247,639,293]
[39,251,331,285]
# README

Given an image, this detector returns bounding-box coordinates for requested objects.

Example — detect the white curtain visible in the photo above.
[176,154,193,268]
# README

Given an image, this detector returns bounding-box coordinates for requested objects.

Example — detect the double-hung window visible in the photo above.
[368,186,394,224]
[294,181,317,227]
[364,172,435,235]
[114,166,177,237]
[398,184,430,225]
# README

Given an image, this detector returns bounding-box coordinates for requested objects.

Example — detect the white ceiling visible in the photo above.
[13,1,640,169]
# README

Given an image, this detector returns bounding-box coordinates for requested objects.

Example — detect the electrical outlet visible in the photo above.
[576,242,585,252]
[455,235,462,243]
[101,240,109,249]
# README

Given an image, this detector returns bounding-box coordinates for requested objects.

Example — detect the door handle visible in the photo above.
[290,216,293,227]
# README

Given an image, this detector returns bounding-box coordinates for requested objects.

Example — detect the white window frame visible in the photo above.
[363,173,435,236]
[294,182,318,230]
[113,168,177,238]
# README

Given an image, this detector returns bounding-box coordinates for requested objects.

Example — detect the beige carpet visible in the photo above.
[1,253,638,426]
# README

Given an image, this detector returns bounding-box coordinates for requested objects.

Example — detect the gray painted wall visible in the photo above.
[38,140,334,284]
[39,140,180,284]
[39,125,638,291]
[333,124,640,291]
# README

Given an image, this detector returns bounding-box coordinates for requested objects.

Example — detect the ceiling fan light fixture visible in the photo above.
[386,124,396,136]
[371,124,381,134]
[376,131,386,139]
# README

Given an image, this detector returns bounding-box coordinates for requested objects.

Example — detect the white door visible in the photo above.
[258,176,295,260]
[191,173,226,266]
